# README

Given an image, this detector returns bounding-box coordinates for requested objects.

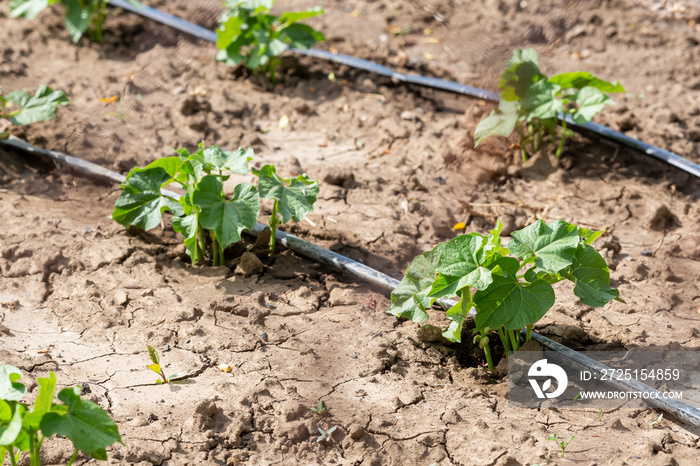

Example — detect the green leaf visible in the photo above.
[202,145,254,175]
[442,293,468,342]
[147,345,159,364]
[23,372,56,429]
[64,0,93,44]
[522,79,563,121]
[143,156,184,181]
[147,363,161,375]
[572,86,613,124]
[0,366,26,401]
[508,220,580,273]
[193,176,260,249]
[7,86,69,125]
[474,100,520,146]
[171,214,199,263]
[549,71,625,94]
[387,243,447,321]
[578,227,604,245]
[473,257,555,331]
[429,233,493,298]
[281,23,325,49]
[477,219,509,266]
[279,7,324,25]
[9,0,49,19]
[111,167,184,231]
[254,165,319,224]
[40,387,122,459]
[0,403,23,446]
[498,48,541,100]
[0,401,11,423]
[564,244,621,307]
[217,15,244,49]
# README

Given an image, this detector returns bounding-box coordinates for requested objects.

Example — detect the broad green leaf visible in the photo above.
[473,100,519,146]
[217,15,244,49]
[549,71,625,94]
[143,156,184,181]
[23,372,56,429]
[202,145,253,174]
[0,366,26,401]
[147,364,161,374]
[171,214,199,263]
[442,293,469,342]
[279,7,324,25]
[387,243,447,321]
[522,79,563,120]
[147,345,159,364]
[0,403,23,446]
[254,165,319,224]
[9,0,49,19]
[268,38,288,56]
[281,23,325,49]
[572,86,612,124]
[40,387,122,459]
[473,257,555,331]
[193,176,260,249]
[7,86,69,125]
[65,0,93,44]
[508,220,580,273]
[0,446,6,464]
[0,401,10,422]
[112,168,184,230]
[564,244,622,307]
[498,49,541,100]
[429,233,493,298]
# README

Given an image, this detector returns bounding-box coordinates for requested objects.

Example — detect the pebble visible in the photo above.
[261,333,268,340]
[640,250,654,257]
[164,344,171,352]
[349,352,358,359]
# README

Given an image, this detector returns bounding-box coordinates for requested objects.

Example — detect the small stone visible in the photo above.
[235,251,264,276]
[141,289,154,297]
[400,110,417,121]
[80,383,91,395]
[640,250,654,257]
[349,424,365,440]
[261,332,268,340]
[164,344,171,352]
[114,290,129,306]
[349,352,358,359]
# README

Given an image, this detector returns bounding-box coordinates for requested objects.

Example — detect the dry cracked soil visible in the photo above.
[1,0,700,464]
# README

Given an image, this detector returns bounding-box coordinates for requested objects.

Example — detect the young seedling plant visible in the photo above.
[9,0,141,43]
[216,0,325,82]
[547,433,575,457]
[0,85,68,139]
[310,401,326,415]
[0,365,122,466]
[388,219,623,371]
[316,425,337,443]
[253,164,319,255]
[111,143,259,266]
[474,48,625,161]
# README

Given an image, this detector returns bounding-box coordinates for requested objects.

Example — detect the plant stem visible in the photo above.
[526,325,533,341]
[30,432,39,466]
[480,329,494,371]
[517,123,528,162]
[508,329,521,352]
[268,200,279,256]
[9,446,18,466]
[66,449,79,466]
[497,326,511,356]
[555,118,568,159]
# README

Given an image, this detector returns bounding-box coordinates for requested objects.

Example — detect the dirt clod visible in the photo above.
[236,251,264,276]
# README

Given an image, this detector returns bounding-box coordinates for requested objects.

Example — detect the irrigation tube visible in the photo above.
[3,137,700,428]
[107,0,700,179]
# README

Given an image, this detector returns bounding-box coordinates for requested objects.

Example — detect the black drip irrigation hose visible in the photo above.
[107,0,700,179]
[2,135,700,428]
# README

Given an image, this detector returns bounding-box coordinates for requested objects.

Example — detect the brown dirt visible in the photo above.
[1,0,700,464]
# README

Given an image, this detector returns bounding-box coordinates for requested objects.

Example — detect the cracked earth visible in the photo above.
[2,0,700,464]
